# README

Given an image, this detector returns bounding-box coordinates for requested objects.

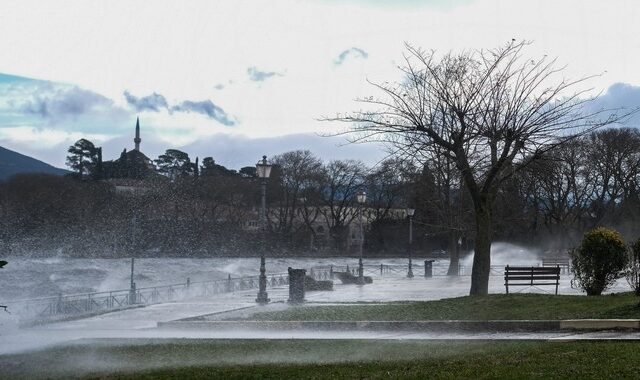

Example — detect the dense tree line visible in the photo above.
[1,127,640,260]
[413,128,640,257]
[1,145,412,257]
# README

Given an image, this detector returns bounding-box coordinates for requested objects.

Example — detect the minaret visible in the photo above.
[134,117,141,151]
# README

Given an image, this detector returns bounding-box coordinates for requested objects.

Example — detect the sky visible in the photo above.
[0,0,639,169]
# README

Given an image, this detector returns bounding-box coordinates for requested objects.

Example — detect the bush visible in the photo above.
[626,238,640,296]
[570,227,627,296]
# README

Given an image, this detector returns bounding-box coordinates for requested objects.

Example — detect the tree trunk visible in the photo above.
[447,232,460,276]
[469,202,492,295]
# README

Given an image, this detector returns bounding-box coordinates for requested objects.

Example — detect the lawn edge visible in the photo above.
[157,319,640,332]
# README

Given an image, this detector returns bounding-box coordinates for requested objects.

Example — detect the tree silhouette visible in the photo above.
[331,41,634,295]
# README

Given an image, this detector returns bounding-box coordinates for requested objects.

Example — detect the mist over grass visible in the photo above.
[3,339,640,379]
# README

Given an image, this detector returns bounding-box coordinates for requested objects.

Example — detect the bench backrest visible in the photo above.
[505,266,560,279]
[504,266,560,294]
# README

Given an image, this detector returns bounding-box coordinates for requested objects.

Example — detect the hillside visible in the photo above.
[0,146,67,180]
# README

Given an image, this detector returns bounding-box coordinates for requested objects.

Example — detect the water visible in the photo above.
[0,241,548,302]
[460,242,542,267]
[0,247,633,358]
[0,257,455,301]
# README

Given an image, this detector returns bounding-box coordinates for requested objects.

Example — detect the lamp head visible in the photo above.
[256,155,272,178]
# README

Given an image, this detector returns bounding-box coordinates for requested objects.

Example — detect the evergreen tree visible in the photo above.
[66,139,99,179]
[155,149,193,179]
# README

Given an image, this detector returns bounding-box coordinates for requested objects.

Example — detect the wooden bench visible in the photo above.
[504,265,560,295]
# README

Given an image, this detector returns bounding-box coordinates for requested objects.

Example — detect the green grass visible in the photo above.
[3,339,640,379]
[245,293,640,321]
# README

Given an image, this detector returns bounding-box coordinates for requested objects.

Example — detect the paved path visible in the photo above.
[0,275,636,356]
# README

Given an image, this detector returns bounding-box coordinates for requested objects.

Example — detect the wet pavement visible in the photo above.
[0,274,637,356]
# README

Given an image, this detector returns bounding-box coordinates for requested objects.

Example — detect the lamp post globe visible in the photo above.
[255,155,272,304]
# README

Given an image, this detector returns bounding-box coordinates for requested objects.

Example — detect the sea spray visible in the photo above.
[460,242,541,267]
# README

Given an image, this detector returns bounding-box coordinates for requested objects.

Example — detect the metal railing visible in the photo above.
[6,259,544,323]
[311,263,507,277]
[5,272,290,323]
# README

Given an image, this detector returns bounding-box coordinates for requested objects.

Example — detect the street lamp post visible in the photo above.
[255,155,272,304]
[407,208,415,278]
[356,191,367,285]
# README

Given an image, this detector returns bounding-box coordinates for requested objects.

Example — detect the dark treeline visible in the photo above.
[422,127,640,271]
[1,146,415,258]
[2,127,640,258]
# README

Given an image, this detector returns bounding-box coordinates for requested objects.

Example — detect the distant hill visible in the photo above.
[0,146,68,181]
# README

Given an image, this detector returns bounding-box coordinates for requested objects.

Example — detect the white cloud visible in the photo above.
[0,0,639,166]
[247,67,283,82]
[0,126,112,168]
[334,47,369,65]
[0,126,111,146]
[123,91,169,112]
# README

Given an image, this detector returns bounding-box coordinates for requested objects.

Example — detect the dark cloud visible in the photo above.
[171,100,235,126]
[122,90,236,126]
[247,67,282,82]
[591,83,640,109]
[181,133,386,170]
[19,86,122,121]
[334,47,369,65]
[123,90,168,112]
[585,83,640,126]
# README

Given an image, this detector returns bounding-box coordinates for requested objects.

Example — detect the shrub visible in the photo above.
[570,227,627,296]
[625,238,640,296]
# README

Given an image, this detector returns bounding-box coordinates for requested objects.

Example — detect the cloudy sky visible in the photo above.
[0,0,639,169]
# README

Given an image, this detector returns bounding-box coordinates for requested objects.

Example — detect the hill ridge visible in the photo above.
[0,146,67,180]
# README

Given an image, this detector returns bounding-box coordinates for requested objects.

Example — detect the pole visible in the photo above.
[358,202,364,284]
[131,215,137,256]
[256,178,270,304]
[130,257,135,290]
[407,215,414,278]
[261,178,267,222]
[129,257,136,304]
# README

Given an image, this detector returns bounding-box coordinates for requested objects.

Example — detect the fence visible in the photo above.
[311,263,506,278]
[6,259,553,323]
[6,272,290,323]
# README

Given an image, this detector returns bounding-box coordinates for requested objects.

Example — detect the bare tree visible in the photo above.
[414,146,470,275]
[270,150,324,238]
[319,160,367,252]
[364,158,413,222]
[523,140,594,245]
[331,41,630,295]
[585,128,640,225]
[362,158,416,253]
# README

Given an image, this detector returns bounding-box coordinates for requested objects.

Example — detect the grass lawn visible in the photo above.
[245,293,640,321]
[3,339,640,379]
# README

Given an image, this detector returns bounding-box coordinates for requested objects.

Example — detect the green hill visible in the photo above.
[0,146,67,180]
